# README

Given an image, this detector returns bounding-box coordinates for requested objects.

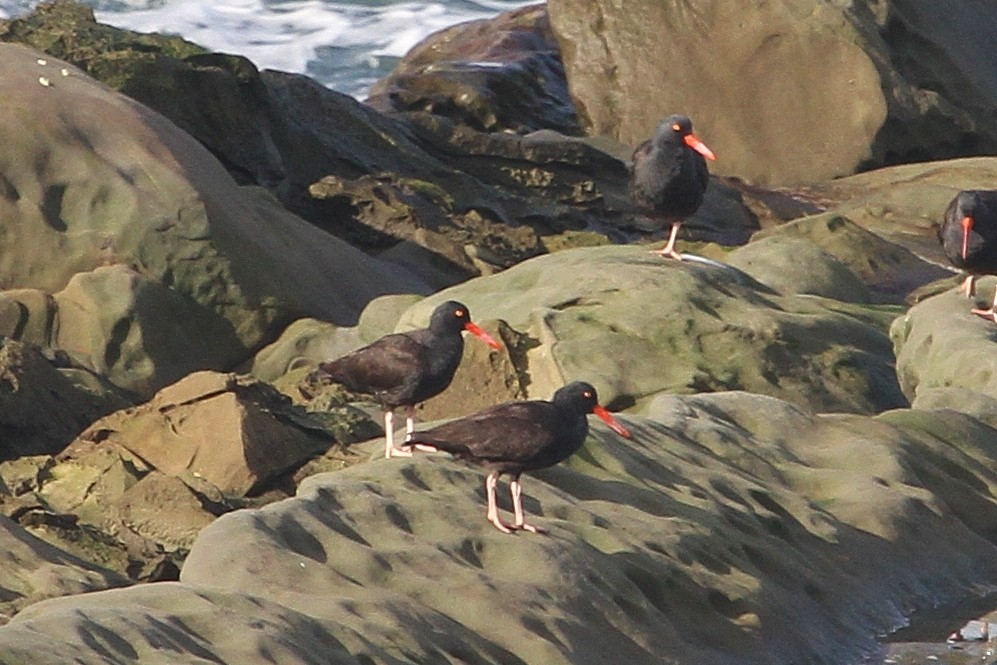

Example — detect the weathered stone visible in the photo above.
[71,371,332,497]
[0,339,128,460]
[52,265,245,399]
[110,472,219,551]
[0,289,55,347]
[748,215,945,304]
[250,318,360,384]
[0,515,128,626]
[548,0,997,184]
[891,281,997,408]
[176,395,997,664]
[399,244,905,415]
[0,40,428,397]
[726,236,872,303]
[367,4,580,136]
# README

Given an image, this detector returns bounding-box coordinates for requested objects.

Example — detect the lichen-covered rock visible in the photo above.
[891,283,997,409]
[745,215,946,304]
[0,41,426,396]
[3,393,988,664]
[725,236,872,303]
[0,369,372,583]
[398,244,905,414]
[548,0,997,185]
[0,339,128,460]
[0,515,128,626]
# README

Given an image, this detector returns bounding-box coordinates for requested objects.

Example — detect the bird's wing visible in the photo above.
[413,401,558,463]
[628,139,652,174]
[317,333,428,394]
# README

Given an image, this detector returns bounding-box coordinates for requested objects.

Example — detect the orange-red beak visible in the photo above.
[684,133,716,161]
[961,215,974,260]
[464,322,502,350]
[593,404,631,438]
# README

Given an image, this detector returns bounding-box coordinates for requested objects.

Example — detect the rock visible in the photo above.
[0,295,994,664]
[891,280,997,410]
[1,582,390,663]
[0,339,129,460]
[398,244,906,415]
[250,318,363,384]
[548,0,997,184]
[356,294,427,344]
[0,370,370,582]
[367,4,581,136]
[51,265,248,399]
[307,172,543,283]
[70,371,332,497]
[748,214,946,304]
[909,388,997,431]
[726,236,872,303]
[0,289,55,346]
[110,472,219,551]
[0,515,128,626]
[804,157,997,256]
[13,393,974,665]
[0,40,428,397]
[0,3,765,281]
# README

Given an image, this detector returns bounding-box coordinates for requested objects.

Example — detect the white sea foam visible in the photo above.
[0,0,534,97]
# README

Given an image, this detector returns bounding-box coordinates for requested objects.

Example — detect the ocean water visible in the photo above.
[0,0,535,98]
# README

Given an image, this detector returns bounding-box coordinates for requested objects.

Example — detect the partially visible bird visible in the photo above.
[407,381,631,534]
[938,190,997,322]
[310,301,502,459]
[629,114,716,260]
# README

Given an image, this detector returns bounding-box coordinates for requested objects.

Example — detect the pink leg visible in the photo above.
[384,410,412,459]
[959,274,976,297]
[649,222,684,260]
[485,472,514,534]
[404,405,415,442]
[510,478,546,534]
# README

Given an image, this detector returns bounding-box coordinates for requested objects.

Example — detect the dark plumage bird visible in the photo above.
[310,301,502,458]
[938,190,997,322]
[408,381,631,534]
[629,114,716,260]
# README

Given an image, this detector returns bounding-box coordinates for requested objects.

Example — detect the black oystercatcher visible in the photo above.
[407,381,631,534]
[310,301,502,459]
[938,190,997,322]
[630,114,716,260]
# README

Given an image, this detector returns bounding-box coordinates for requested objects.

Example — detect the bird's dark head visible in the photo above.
[951,191,992,260]
[954,191,987,219]
[654,114,716,161]
[555,381,631,438]
[430,301,502,350]
[656,114,694,139]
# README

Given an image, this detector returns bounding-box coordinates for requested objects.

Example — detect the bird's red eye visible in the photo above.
[455,309,465,317]
[583,391,593,398]
[671,123,681,132]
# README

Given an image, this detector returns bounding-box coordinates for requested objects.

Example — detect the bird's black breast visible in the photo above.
[939,191,997,272]
[630,141,709,220]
